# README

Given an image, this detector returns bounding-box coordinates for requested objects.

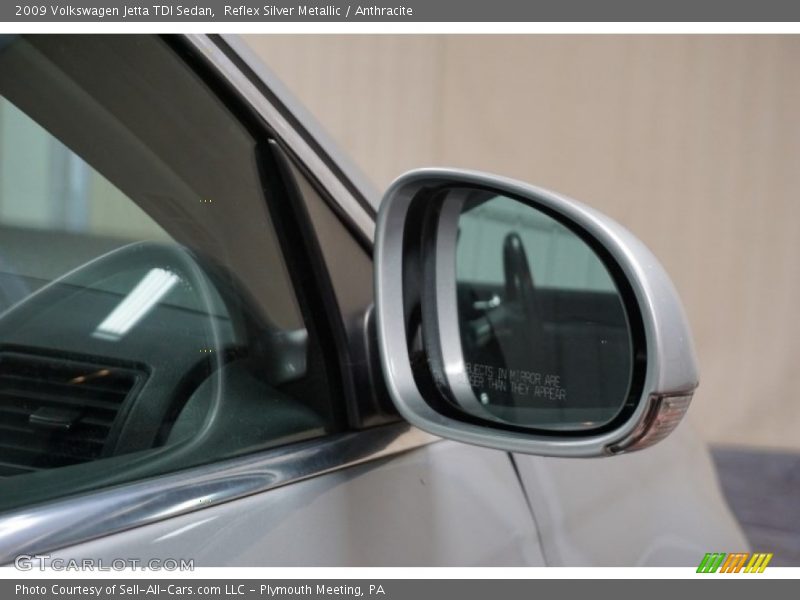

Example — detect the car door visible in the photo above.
[0,34,544,567]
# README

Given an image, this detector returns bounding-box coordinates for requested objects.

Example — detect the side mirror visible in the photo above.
[374,169,698,457]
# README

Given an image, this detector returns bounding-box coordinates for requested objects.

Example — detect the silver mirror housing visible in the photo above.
[374,168,699,457]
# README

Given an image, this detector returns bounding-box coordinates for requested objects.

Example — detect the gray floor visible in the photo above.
[711,447,800,567]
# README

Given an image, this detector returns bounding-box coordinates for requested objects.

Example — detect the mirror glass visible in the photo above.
[449,189,634,431]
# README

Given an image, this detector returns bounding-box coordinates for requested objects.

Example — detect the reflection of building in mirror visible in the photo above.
[457,195,617,292]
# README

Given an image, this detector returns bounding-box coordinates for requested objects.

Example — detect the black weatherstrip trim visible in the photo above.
[209,36,378,218]
[263,140,360,430]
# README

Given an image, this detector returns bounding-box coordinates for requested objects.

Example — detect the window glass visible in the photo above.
[0,98,172,305]
[0,35,336,512]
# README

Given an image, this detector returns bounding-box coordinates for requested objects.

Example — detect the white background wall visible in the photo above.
[244,34,800,450]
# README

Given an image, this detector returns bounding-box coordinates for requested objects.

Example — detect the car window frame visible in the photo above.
[203,34,409,428]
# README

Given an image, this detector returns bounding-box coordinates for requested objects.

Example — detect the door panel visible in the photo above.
[513,422,748,566]
[49,440,545,566]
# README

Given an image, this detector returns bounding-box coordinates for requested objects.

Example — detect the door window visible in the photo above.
[0,35,338,512]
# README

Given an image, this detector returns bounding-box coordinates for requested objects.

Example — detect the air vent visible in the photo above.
[0,352,142,478]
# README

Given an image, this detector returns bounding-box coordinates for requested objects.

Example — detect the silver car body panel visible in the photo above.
[0,425,438,565]
[45,442,546,567]
[514,423,748,566]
